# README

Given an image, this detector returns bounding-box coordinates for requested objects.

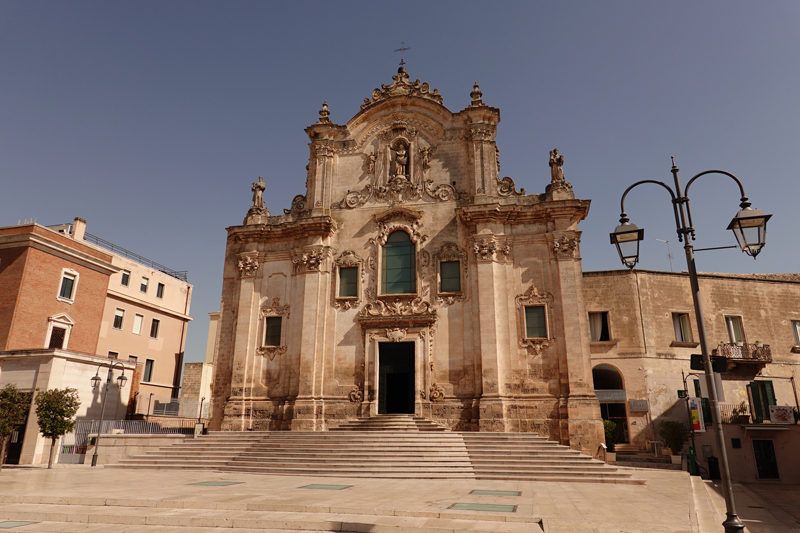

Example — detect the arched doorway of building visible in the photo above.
[593,364,629,444]
[378,342,415,414]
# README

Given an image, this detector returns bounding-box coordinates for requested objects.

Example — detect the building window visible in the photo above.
[264,317,282,346]
[156,282,165,299]
[140,277,149,293]
[132,314,143,335]
[749,380,777,423]
[524,306,547,339]
[792,321,800,346]
[121,270,130,287]
[381,231,415,295]
[338,267,358,298]
[589,312,610,341]
[725,316,745,343]
[57,269,78,303]
[113,308,125,329]
[48,327,66,349]
[143,359,154,382]
[439,261,461,293]
[128,355,138,363]
[673,313,692,342]
[108,351,118,360]
[150,318,160,338]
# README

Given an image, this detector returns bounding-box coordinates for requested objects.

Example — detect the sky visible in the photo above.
[2,2,799,366]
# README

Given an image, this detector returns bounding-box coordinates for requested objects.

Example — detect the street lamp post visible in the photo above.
[609,158,771,533]
[89,362,128,467]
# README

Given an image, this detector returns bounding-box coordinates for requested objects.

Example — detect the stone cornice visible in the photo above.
[457,199,590,227]
[227,215,338,243]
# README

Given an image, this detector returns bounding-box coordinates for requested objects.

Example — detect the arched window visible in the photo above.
[382,231,415,294]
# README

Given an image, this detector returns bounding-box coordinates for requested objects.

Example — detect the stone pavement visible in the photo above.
[0,465,796,532]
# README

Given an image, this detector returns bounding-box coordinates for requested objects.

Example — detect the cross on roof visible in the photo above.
[394,42,411,66]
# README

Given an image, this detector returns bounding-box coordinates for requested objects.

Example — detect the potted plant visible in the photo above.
[733,400,751,424]
[660,421,687,465]
[754,340,764,347]
[603,420,618,463]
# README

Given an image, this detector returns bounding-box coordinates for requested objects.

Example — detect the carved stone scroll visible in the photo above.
[429,383,445,402]
[237,254,260,278]
[553,235,579,259]
[386,328,407,342]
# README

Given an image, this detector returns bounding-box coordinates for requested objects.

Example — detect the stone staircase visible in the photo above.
[108,415,642,484]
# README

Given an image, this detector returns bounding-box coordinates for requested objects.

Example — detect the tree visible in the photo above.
[603,419,618,453]
[0,384,32,470]
[660,420,688,456]
[34,388,80,468]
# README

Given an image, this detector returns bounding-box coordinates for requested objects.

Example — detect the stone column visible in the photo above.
[551,232,603,455]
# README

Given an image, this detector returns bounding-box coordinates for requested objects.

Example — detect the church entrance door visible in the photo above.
[378,342,415,414]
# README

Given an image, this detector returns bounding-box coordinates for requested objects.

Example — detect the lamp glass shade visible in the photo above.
[117,373,128,388]
[610,224,644,269]
[727,208,771,258]
[90,374,101,389]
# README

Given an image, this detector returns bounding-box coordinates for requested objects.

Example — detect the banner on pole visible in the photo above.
[689,397,705,432]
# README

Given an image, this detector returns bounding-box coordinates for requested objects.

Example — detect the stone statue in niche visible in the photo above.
[419,146,434,170]
[549,149,565,184]
[251,176,266,208]
[393,143,409,177]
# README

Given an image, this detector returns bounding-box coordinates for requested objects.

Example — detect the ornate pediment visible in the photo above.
[360,67,443,111]
[372,207,427,246]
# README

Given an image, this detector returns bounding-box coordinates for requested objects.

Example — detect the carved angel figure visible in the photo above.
[419,146,433,170]
[549,149,565,184]
[364,152,377,175]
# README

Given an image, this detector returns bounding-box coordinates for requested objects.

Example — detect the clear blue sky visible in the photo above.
[2,2,798,364]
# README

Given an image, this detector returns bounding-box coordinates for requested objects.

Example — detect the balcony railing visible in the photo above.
[712,343,772,363]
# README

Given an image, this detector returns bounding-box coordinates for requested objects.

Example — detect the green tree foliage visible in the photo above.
[603,419,618,452]
[660,420,688,455]
[0,384,32,469]
[34,388,80,468]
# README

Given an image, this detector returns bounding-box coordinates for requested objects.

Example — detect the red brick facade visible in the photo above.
[0,224,114,352]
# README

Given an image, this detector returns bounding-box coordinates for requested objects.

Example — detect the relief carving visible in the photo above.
[259,298,290,319]
[385,328,407,342]
[237,255,260,278]
[429,383,445,402]
[256,346,287,360]
[348,384,364,403]
[283,194,307,215]
[547,148,573,193]
[360,68,443,110]
[473,237,510,263]
[360,296,436,318]
[333,250,363,311]
[293,250,325,273]
[515,285,554,356]
[552,235,579,259]
[497,176,525,197]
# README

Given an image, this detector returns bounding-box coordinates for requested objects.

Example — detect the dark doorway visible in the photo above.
[379,342,415,414]
[4,423,26,465]
[752,439,779,479]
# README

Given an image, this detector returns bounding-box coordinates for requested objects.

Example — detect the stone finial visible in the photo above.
[317,101,331,124]
[470,82,483,106]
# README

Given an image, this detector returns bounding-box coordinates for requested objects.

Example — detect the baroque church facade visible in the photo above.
[210,67,604,455]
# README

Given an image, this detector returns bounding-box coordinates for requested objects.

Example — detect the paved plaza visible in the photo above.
[0,466,797,532]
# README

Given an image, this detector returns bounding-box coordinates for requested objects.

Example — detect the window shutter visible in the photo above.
[749,382,763,422]
[763,381,776,407]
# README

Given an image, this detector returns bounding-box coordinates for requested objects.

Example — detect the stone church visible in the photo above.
[210,67,604,455]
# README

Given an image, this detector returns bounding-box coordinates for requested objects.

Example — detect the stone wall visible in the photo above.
[84,434,188,465]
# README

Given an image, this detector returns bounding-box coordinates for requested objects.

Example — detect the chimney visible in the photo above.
[72,217,87,240]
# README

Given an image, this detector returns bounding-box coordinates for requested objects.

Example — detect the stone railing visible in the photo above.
[712,343,772,363]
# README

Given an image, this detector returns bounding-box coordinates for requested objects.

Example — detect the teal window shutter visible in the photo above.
[382,231,416,294]
[525,306,547,338]
[339,267,358,297]
[440,261,460,293]
[763,381,776,407]
[749,381,763,422]
[265,317,282,346]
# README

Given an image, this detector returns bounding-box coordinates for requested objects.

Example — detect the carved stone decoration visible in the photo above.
[259,297,290,319]
[335,185,373,209]
[473,237,510,263]
[372,207,427,246]
[256,345,287,360]
[317,101,331,124]
[315,142,335,160]
[283,194,307,215]
[364,152,377,175]
[420,390,426,400]
[237,255,260,278]
[419,250,431,280]
[419,145,435,171]
[391,138,410,178]
[474,239,496,262]
[552,235,579,259]
[429,383,445,402]
[293,250,325,273]
[423,179,456,202]
[338,250,361,267]
[497,176,525,197]
[360,67,443,110]
[466,127,494,143]
[433,243,467,305]
[386,328,407,342]
[360,296,436,318]
[348,384,364,402]
[470,82,483,107]
[333,250,363,311]
[515,285,555,356]
[547,148,573,193]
